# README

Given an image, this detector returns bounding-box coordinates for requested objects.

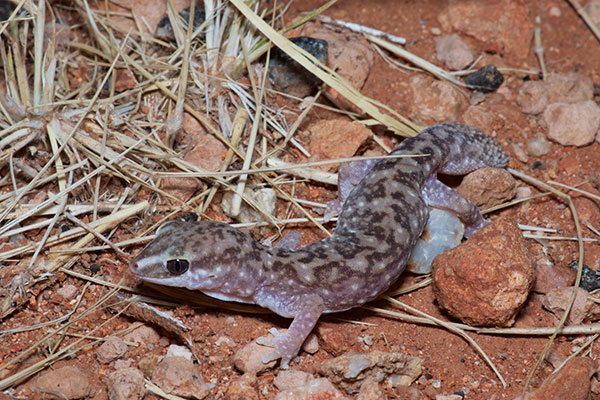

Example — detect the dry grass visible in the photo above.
[0,0,417,389]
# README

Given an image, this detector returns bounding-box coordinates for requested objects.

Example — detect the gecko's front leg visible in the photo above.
[255,289,324,368]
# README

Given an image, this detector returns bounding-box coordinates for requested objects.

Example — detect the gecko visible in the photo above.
[130,123,509,368]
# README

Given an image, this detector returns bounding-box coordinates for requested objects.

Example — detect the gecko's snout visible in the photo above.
[129,260,142,275]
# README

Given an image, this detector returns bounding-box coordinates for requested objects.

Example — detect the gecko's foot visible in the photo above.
[256,328,295,369]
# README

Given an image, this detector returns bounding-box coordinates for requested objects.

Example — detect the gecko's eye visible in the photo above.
[165,258,189,275]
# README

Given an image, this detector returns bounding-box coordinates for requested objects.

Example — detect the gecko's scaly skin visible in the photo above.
[130,123,509,368]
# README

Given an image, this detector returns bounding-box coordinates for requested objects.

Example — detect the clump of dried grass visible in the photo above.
[0,0,416,389]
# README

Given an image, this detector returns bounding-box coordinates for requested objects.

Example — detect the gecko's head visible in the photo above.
[129,220,263,292]
[129,221,200,289]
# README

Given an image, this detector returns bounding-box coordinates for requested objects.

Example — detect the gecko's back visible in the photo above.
[260,123,508,313]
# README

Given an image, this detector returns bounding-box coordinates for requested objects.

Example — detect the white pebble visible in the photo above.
[526,135,551,156]
[407,209,464,274]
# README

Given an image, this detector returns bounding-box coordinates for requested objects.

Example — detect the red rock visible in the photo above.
[225,373,258,400]
[181,113,226,172]
[273,370,313,391]
[558,153,581,176]
[305,119,371,172]
[408,75,466,125]
[543,286,600,325]
[31,365,92,399]
[432,219,535,327]
[182,134,226,172]
[316,325,354,357]
[302,333,319,354]
[545,350,569,369]
[391,385,423,399]
[233,333,278,374]
[275,378,345,400]
[96,336,128,364]
[182,112,206,134]
[517,73,594,115]
[461,105,496,132]
[438,0,533,61]
[533,262,576,294]
[545,73,594,104]
[524,357,595,400]
[585,246,600,271]
[124,325,161,346]
[114,69,137,92]
[98,0,190,34]
[158,173,203,202]
[511,143,529,163]
[151,355,209,399]
[52,284,78,304]
[575,197,600,228]
[543,101,600,147]
[593,377,600,396]
[456,167,517,210]
[107,367,145,400]
[356,377,385,400]
[435,34,474,71]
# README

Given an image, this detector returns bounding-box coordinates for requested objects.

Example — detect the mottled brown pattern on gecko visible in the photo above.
[130,123,509,368]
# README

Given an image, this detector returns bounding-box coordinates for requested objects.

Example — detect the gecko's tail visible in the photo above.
[429,123,509,174]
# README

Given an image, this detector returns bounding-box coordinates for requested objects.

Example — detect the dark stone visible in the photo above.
[268,36,329,98]
[568,260,600,292]
[180,212,199,222]
[0,0,12,21]
[89,264,101,274]
[465,65,504,93]
[156,5,206,38]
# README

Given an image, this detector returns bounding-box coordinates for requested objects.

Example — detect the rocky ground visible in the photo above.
[2,0,600,399]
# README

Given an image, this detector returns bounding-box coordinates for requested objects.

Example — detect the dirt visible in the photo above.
[2,0,600,399]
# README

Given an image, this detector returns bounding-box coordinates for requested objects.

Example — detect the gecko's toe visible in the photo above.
[261,350,292,369]
[256,328,285,347]
[279,358,291,369]
[269,327,281,336]
[256,336,272,346]
[257,329,297,368]
[261,350,281,364]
